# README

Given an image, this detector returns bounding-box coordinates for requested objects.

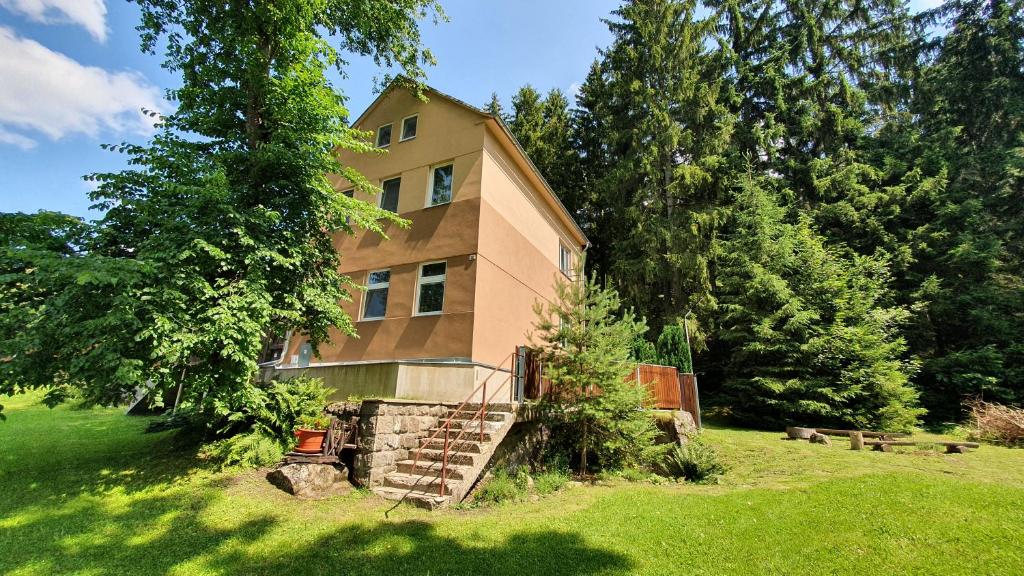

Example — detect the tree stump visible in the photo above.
[849,431,864,451]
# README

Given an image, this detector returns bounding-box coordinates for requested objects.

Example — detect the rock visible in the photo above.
[786,426,816,440]
[808,432,832,447]
[525,474,535,488]
[670,411,698,446]
[530,495,540,502]
[267,463,351,499]
[567,481,583,489]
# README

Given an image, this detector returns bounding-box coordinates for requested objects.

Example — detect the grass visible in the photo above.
[1,393,1023,575]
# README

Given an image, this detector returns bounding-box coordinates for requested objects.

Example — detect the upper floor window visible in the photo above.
[342,189,354,224]
[380,177,400,213]
[559,243,572,277]
[363,269,390,320]
[429,164,453,207]
[401,115,418,141]
[376,123,392,148]
[416,261,446,315]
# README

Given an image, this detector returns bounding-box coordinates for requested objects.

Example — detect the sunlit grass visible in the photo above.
[2,391,1022,575]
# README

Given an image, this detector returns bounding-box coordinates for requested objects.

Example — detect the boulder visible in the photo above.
[671,411,698,446]
[809,432,832,447]
[267,463,351,499]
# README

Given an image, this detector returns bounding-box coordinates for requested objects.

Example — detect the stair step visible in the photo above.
[372,486,451,510]
[383,472,460,493]
[408,448,477,466]
[395,459,472,480]
[427,427,497,442]
[445,410,511,423]
[419,437,484,453]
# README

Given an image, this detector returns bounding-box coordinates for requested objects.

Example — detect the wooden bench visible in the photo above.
[860,439,980,453]
[935,441,980,454]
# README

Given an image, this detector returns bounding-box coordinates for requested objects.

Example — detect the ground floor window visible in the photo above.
[363,269,390,320]
[416,261,446,315]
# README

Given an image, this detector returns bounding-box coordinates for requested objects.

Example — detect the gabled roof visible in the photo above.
[351,80,589,247]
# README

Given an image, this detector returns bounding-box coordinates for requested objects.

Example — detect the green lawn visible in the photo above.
[2,392,1022,575]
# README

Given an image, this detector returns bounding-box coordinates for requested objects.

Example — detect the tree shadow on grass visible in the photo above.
[3,484,632,576]
[208,518,633,576]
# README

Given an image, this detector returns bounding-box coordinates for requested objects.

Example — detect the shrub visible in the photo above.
[534,468,570,495]
[661,437,726,483]
[200,431,286,468]
[968,400,1024,447]
[474,468,529,504]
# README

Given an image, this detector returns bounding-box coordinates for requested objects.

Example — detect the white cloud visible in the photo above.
[0,27,163,148]
[0,0,107,42]
[0,127,37,149]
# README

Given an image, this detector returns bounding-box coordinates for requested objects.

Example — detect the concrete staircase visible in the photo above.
[373,404,516,509]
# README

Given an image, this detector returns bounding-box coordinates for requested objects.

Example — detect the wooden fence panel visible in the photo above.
[628,364,682,409]
[678,373,701,427]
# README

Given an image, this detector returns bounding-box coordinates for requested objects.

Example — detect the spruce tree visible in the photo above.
[717,175,923,430]
[531,262,659,472]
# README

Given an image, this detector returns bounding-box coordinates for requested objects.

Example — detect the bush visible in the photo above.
[968,400,1024,447]
[474,468,529,504]
[154,375,331,468]
[200,431,285,468]
[661,437,726,483]
[534,468,570,495]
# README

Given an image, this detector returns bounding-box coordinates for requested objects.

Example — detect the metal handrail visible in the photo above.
[410,350,517,496]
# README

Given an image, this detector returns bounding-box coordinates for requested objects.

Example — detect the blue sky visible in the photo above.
[0,0,940,219]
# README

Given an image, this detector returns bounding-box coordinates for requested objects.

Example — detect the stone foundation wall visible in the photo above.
[326,400,452,487]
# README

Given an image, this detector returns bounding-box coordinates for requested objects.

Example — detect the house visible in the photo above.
[272,82,588,403]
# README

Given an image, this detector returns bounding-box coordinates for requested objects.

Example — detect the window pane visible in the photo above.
[430,164,453,205]
[377,124,392,147]
[381,178,400,213]
[422,262,446,277]
[343,189,354,224]
[368,270,390,285]
[402,116,418,140]
[364,287,388,318]
[418,282,445,314]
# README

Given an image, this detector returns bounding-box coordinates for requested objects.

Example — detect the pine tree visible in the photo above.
[531,262,659,472]
[484,91,506,121]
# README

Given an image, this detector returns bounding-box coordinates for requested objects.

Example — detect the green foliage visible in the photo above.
[655,324,691,373]
[717,176,924,431]
[0,1,442,423]
[531,260,662,472]
[295,414,332,431]
[200,431,286,469]
[474,468,530,505]
[533,468,571,495]
[661,437,726,483]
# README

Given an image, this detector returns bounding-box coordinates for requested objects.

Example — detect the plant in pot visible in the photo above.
[293,414,332,454]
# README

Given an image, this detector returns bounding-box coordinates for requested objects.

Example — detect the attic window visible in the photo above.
[376,124,392,148]
[401,115,418,141]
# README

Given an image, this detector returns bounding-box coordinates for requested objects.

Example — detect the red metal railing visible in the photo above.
[410,350,517,496]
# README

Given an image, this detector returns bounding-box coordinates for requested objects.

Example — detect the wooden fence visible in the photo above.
[518,348,700,425]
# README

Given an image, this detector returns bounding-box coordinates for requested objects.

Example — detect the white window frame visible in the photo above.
[559,243,573,277]
[380,177,401,213]
[414,260,447,316]
[376,123,393,148]
[426,162,454,208]
[362,269,390,321]
[400,114,418,141]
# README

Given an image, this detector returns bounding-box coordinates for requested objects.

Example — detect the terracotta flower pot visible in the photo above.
[294,428,327,454]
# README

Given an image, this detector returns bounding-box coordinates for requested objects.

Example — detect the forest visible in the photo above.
[0,0,1020,433]
[491,0,1024,428]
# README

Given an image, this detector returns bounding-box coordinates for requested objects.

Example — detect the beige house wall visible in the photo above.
[471,129,585,368]
[279,85,585,402]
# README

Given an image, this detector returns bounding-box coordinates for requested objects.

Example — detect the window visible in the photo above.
[380,178,400,213]
[428,164,453,206]
[342,189,354,224]
[363,269,390,320]
[415,261,446,315]
[559,243,572,277]
[401,115,418,141]
[376,124,392,148]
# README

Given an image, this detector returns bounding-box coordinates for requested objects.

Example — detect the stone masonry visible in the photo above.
[326,399,451,487]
